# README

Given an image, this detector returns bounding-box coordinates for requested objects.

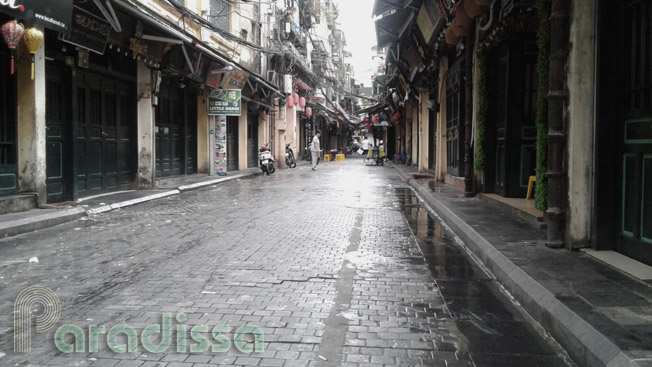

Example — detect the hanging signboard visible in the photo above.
[0,0,73,34]
[206,62,224,90]
[59,6,111,55]
[214,115,227,175]
[208,89,241,116]
[221,69,249,90]
[417,0,443,44]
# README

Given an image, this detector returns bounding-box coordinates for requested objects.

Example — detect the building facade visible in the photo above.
[370,0,652,266]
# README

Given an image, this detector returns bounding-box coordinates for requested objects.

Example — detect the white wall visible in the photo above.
[566,0,597,248]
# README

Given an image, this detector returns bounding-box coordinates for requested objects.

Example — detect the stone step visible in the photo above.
[0,193,38,215]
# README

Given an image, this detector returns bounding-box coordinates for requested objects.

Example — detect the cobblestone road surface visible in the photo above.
[0,160,574,366]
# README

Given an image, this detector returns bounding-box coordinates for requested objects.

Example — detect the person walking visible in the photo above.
[361,137,370,161]
[311,130,321,171]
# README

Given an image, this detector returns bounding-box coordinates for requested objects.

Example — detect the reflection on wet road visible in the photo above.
[0,161,574,367]
[397,188,573,366]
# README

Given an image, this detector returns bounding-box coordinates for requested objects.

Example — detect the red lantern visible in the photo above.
[286,97,294,109]
[1,21,25,75]
[305,107,312,118]
[292,93,299,105]
[391,112,400,123]
[299,96,306,108]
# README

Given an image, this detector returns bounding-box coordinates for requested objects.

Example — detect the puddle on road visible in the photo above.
[394,188,575,366]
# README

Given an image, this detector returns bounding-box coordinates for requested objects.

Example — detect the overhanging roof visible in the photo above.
[375,8,416,49]
[373,0,416,17]
[357,102,387,115]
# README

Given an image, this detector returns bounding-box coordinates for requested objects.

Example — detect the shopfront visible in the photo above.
[597,0,652,265]
[155,77,198,178]
[485,34,538,198]
[44,3,138,202]
[0,13,17,196]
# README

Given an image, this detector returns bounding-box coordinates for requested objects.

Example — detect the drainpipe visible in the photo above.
[464,22,476,197]
[546,0,570,248]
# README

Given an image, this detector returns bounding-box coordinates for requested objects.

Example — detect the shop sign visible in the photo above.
[0,0,73,34]
[417,0,443,44]
[60,6,110,55]
[208,89,241,116]
[214,115,227,174]
[221,69,249,89]
[206,62,224,89]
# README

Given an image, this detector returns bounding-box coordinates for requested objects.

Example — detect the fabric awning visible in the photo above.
[375,8,416,48]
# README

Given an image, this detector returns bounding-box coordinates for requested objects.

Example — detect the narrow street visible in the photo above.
[0,160,573,366]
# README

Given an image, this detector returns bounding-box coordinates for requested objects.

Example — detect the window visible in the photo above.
[210,0,230,32]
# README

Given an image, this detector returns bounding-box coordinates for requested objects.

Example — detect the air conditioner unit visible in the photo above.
[266,70,278,86]
[282,74,293,94]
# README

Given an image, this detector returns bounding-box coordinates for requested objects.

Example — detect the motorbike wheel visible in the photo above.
[268,162,275,174]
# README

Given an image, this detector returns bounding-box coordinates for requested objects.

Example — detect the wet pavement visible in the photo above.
[0,160,573,366]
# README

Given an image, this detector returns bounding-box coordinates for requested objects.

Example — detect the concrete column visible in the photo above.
[418,92,429,172]
[196,89,209,174]
[405,100,413,165]
[436,58,449,181]
[566,0,596,248]
[16,31,46,203]
[238,103,248,171]
[411,102,419,167]
[136,61,155,188]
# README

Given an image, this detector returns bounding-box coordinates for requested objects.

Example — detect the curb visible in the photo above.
[1,171,258,239]
[0,207,86,238]
[395,169,640,367]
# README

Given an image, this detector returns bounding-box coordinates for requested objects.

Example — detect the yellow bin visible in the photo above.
[336,154,345,161]
[324,154,331,162]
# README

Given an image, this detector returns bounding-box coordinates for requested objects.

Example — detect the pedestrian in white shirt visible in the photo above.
[362,138,370,161]
[311,130,321,171]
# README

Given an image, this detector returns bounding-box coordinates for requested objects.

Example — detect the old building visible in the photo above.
[370,0,652,266]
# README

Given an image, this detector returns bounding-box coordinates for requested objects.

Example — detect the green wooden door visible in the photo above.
[46,66,73,203]
[156,80,197,177]
[227,116,239,171]
[247,113,258,168]
[617,0,652,264]
[446,57,464,177]
[0,45,17,196]
[73,71,135,198]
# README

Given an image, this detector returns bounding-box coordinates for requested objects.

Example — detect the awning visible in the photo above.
[373,0,416,17]
[357,102,387,115]
[114,0,281,96]
[113,0,193,43]
[375,8,416,48]
[294,78,312,91]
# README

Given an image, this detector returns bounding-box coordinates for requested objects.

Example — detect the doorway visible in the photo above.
[72,71,135,198]
[597,0,652,265]
[247,112,259,168]
[0,40,17,197]
[487,37,538,198]
[227,116,239,171]
[156,79,197,178]
[446,57,464,177]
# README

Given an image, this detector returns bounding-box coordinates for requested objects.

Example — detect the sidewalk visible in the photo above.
[393,164,652,367]
[0,168,261,239]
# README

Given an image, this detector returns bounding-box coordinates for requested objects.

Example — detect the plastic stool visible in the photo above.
[324,154,331,162]
[526,176,536,200]
[336,154,345,161]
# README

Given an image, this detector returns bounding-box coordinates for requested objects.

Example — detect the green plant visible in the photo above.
[534,0,551,211]
[474,51,488,171]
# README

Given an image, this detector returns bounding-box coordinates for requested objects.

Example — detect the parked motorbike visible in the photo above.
[258,142,275,175]
[285,143,297,168]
